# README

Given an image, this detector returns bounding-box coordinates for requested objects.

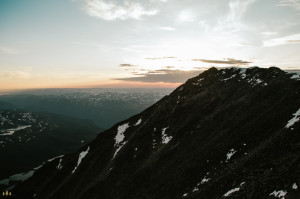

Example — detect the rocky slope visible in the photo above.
[13,67,300,199]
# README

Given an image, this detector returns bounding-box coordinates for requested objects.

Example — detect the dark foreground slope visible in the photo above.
[14,67,300,199]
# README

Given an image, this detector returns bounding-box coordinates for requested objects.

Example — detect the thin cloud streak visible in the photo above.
[263,33,300,47]
[83,0,159,20]
[116,69,204,83]
[192,58,252,65]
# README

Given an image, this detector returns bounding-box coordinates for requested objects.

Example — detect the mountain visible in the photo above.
[13,67,300,199]
[0,88,173,129]
[0,109,102,182]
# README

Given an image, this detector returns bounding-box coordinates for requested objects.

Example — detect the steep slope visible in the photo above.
[14,67,300,199]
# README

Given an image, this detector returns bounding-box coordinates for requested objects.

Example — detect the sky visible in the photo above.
[1,0,300,90]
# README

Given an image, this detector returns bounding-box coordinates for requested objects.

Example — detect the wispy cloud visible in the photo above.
[178,10,196,22]
[263,33,300,47]
[119,64,137,67]
[116,69,203,83]
[159,26,176,31]
[262,32,278,35]
[83,0,158,20]
[277,0,300,10]
[0,46,20,55]
[215,0,257,32]
[0,71,30,79]
[145,57,177,60]
[192,58,252,65]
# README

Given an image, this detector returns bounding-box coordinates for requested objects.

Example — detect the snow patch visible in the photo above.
[192,187,199,192]
[292,183,298,190]
[269,190,287,199]
[113,123,130,158]
[223,182,245,197]
[201,177,211,184]
[114,142,127,158]
[161,127,172,144]
[291,74,300,80]
[226,148,236,161]
[56,158,63,170]
[72,147,89,174]
[134,118,142,126]
[0,125,31,136]
[47,155,64,162]
[286,108,300,128]
[115,123,129,145]
[182,193,188,197]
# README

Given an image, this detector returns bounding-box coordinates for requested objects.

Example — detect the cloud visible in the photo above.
[287,40,300,43]
[178,10,196,22]
[0,71,30,79]
[159,26,176,31]
[277,0,300,10]
[261,32,278,35]
[116,69,204,83]
[215,0,257,32]
[83,0,158,20]
[192,58,252,65]
[263,33,300,47]
[119,64,137,67]
[145,56,177,60]
[0,46,20,55]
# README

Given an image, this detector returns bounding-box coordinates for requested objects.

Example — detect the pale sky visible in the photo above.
[1,0,300,90]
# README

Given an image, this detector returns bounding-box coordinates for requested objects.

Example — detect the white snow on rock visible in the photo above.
[114,141,127,158]
[269,190,287,199]
[47,155,64,162]
[182,193,188,197]
[292,183,298,190]
[0,125,31,136]
[256,79,263,84]
[113,123,130,158]
[161,127,172,144]
[226,149,236,161]
[201,177,211,184]
[72,147,89,174]
[224,182,245,197]
[56,158,63,170]
[286,108,300,128]
[291,74,300,80]
[115,123,129,146]
[192,187,199,192]
[134,118,142,126]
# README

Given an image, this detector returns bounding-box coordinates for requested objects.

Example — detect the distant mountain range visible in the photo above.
[11,67,300,198]
[0,88,173,129]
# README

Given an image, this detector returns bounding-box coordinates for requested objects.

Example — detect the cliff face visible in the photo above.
[14,67,300,199]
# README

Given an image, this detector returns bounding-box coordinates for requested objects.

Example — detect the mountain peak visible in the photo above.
[13,67,300,199]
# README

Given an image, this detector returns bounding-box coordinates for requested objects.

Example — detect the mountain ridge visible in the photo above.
[13,67,300,199]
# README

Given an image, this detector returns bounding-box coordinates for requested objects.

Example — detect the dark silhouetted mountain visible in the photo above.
[13,67,300,198]
[0,109,102,184]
